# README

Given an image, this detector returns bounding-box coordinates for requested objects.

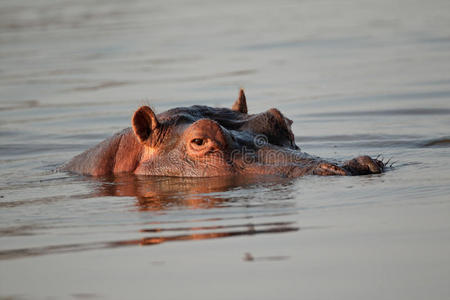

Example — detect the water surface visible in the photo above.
[1,0,450,299]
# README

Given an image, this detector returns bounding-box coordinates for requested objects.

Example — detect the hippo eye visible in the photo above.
[191,138,205,146]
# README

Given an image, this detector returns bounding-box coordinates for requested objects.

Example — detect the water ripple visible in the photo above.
[0,222,299,260]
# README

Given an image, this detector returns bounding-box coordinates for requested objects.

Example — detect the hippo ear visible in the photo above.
[231,89,248,114]
[132,106,160,144]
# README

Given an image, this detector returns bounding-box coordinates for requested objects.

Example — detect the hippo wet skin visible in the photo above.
[64,90,384,177]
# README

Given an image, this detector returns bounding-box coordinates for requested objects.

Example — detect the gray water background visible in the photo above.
[1,0,450,299]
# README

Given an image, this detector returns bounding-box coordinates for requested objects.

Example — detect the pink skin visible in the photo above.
[63,90,384,177]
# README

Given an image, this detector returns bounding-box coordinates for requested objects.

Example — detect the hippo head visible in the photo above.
[65,89,384,177]
[131,90,305,177]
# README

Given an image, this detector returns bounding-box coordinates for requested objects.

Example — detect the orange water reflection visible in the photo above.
[0,175,299,260]
[94,174,294,211]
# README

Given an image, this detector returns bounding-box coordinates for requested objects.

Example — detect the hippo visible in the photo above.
[64,89,384,177]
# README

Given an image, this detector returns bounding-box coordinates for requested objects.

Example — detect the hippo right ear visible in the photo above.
[231,89,248,114]
[132,106,160,144]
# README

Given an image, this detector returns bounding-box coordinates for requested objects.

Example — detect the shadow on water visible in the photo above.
[0,174,299,260]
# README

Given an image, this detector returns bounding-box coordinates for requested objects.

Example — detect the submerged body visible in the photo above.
[64,90,384,177]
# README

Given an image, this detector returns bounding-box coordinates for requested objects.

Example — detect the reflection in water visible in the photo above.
[0,174,300,260]
[0,222,298,260]
[115,224,298,247]
[93,174,296,211]
[424,137,450,147]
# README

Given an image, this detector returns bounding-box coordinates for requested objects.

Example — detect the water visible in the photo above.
[1,0,450,299]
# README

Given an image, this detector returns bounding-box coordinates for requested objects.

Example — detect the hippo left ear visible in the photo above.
[231,89,248,114]
[132,106,160,144]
